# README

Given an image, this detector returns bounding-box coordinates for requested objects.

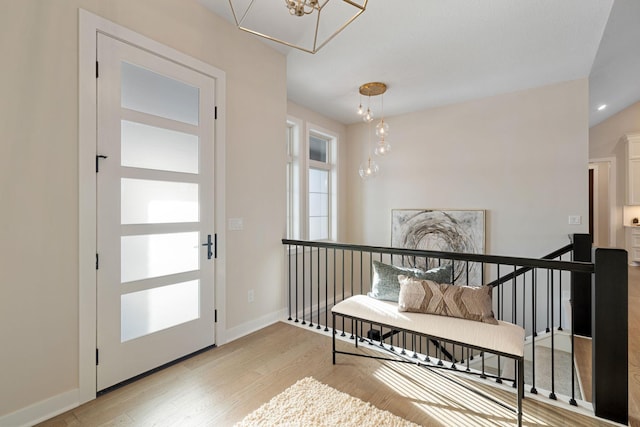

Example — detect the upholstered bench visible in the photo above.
[331,294,526,426]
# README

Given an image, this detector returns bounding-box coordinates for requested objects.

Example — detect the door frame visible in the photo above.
[590,157,618,247]
[79,9,227,404]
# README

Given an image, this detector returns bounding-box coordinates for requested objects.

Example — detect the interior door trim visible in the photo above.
[79,9,226,404]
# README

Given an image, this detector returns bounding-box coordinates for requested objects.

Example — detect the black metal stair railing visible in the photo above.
[281,235,629,425]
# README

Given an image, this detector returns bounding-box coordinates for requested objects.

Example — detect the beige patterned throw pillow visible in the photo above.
[397,275,498,325]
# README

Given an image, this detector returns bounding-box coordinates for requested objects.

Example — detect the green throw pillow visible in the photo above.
[367,260,452,302]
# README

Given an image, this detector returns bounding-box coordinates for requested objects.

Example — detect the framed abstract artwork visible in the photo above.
[391,209,485,284]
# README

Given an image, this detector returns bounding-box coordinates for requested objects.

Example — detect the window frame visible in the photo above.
[286,116,338,242]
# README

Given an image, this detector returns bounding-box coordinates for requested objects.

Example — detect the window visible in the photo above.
[287,119,337,241]
[308,134,330,240]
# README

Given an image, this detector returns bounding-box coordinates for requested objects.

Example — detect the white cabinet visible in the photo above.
[625,226,640,265]
[624,133,640,205]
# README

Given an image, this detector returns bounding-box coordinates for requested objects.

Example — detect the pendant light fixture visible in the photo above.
[357,82,390,179]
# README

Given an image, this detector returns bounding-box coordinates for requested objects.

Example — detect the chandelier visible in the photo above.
[358,82,391,180]
[228,0,368,54]
[285,0,319,16]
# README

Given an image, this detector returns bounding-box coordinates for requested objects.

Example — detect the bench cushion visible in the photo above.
[332,294,524,357]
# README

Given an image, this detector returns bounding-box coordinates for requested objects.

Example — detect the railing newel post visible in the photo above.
[592,247,628,424]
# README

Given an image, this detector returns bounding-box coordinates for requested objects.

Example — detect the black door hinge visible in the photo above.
[214,106,217,120]
[96,348,99,365]
[96,61,99,78]
[214,309,217,323]
[96,253,99,270]
[214,233,218,259]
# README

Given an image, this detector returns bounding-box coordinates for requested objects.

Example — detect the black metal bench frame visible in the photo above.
[332,311,524,427]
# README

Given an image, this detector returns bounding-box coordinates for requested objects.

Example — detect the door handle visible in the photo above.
[202,234,214,260]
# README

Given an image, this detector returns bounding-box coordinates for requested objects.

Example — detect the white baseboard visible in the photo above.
[290,293,353,324]
[0,310,287,427]
[222,308,288,344]
[0,388,79,427]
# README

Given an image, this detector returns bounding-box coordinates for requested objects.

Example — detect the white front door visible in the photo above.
[96,33,216,391]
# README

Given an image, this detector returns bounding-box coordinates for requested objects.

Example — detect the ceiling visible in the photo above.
[201,0,640,127]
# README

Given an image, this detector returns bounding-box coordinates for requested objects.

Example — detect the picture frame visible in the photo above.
[391,209,486,284]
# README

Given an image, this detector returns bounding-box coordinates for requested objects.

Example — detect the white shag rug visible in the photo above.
[235,377,419,427]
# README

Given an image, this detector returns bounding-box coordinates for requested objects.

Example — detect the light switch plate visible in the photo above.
[568,215,582,225]
[229,218,243,230]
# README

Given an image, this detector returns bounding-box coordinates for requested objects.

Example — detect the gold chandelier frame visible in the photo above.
[228,0,368,54]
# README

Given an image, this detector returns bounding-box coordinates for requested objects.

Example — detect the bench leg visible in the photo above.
[517,357,524,426]
[332,312,336,365]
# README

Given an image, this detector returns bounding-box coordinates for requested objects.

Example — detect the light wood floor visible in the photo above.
[41,321,620,427]
[38,266,640,427]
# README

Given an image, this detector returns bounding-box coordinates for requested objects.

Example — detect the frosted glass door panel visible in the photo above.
[121,178,199,224]
[121,62,199,125]
[121,232,199,283]
[121,121,199,173]
[121,280,200,342]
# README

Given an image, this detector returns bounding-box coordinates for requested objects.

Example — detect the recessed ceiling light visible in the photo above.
[597,104,607,111]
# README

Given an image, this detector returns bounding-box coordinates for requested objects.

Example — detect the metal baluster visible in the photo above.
[496,264,502,384]
[401,331,407,355]
[309,248,313,328]
[288,245,292,321]
[569,258,577,406]
[558,255,563,331]
[546,269,551,333]
[522,268,527,337]
[295,245,300,323]
[359,250,363,295]
[316,247,321,330]
[412,334,418,358]
[549,269,557,400]
[341,249,345,337]
[316,248,328,329]
[513,265,517,325]
[324,248,336,332]
[466,347,470,372]
[531,268,538,394]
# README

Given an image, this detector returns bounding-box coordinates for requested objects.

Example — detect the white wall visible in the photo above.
[346,79,590,257]
[0,0,285,420]
[590,101,640,159]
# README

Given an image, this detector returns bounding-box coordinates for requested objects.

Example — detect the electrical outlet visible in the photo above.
[248,289,254,303]
[568,215,582,225]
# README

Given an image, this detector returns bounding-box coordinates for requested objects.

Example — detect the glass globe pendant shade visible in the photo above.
[375,119,389,137]
[362,108,374,123]
[374,138,391,156]
[359,157,379,179]
[357,103,364,115]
